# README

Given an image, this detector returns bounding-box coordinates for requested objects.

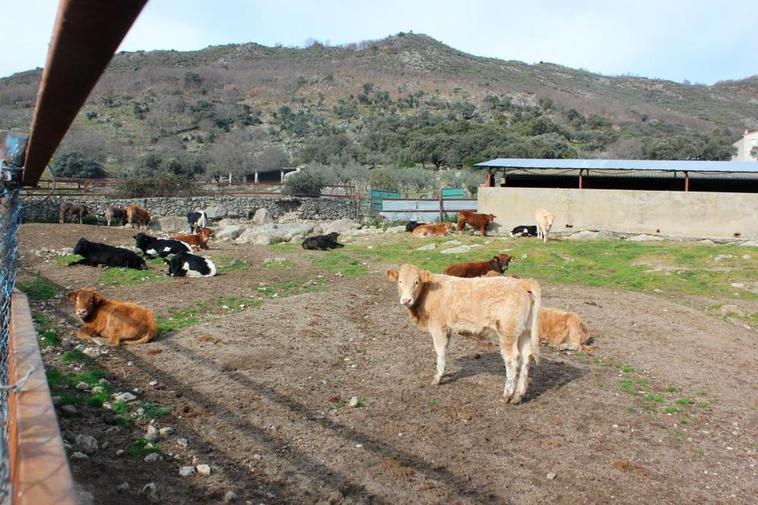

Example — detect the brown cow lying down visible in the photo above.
[170,227,215,251]
[387,264,541,403]
[412,223,451,237]
[68,288,157,346]
[443,254,514,277]
[539,307,590,351]
[456,210,495,236]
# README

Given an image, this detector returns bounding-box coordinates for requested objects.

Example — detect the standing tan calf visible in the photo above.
[535,208,556,243]
[539,307,590,351]
[387,264,541,403]
[68,288,157,346]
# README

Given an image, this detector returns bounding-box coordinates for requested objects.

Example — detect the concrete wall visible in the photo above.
[478,187,758,239]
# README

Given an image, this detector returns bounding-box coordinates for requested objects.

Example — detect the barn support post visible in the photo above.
[439,195,444,222]
[578,169,583,189]
[254,172,259,184]
[684,171,689,192]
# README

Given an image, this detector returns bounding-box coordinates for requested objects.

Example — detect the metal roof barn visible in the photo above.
[474,158,758,173]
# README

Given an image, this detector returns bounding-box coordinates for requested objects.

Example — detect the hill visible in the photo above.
[1,33,755,181]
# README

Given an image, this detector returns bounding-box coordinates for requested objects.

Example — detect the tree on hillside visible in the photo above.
[51,152,108,179]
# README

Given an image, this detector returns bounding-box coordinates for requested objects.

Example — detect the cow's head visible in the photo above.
[72,238,88,256]
[67,287,103,320]
[198,227,215,239]
[327,232,340,241]
[386,264,432,308]
[442,223,452,233]
[494,253,514,272]
[486,213,496,224]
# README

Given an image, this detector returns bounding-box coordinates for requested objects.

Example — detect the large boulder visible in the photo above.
[385,225,406,234]
[252,208,274,225]
[150,216,188,233]
[234,223,314,245]
[204,206,227,220]
[215,225,247,241]
[324,219,361,235]
[217,218,243,228]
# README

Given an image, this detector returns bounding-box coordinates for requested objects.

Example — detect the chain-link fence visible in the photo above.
[0,182,21,504]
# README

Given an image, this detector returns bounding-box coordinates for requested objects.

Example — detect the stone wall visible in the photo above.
[20,194,364,223]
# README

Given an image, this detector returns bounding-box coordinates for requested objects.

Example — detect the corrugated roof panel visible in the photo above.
[474,158,758,173]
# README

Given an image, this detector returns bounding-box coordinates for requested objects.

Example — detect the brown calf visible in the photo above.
[539,307,590,351]
[387,264,541,403]
[170,227,215,251]
[105,206,127,226]
[59,203,91,224]
[67,288,157,346]
[126,204,150,230]
[443,254,514,278]
[412,223,452,237]
[456,210,495,236]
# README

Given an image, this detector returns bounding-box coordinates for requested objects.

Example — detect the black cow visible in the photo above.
[405,221,425,232]
[165,252,217,277]
[510,225,538,237]
[71,238,146,269]
[301,232,344,250]
[133,233,192,258]
[186,210,208,233]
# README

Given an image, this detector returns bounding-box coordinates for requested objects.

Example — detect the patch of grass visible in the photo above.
[62,349,87,364]
[75,369,107,386]
[158,295,264,332]
[695,401,710,409]
[213,256,249,274]
[679,418,689,425]
[112,400,128,415]
[140,401,170,419]
[320,236,758,301]
[312,252,369,276]
[644,393,665,403]
[156,307,202,332]
[665,385,679,393]
[17,275,60,300]
[128,437,161,458]
[256,277,327,299]
[33,313,61,348]
[664,406,681,414]
[99,267,165,286]
[262,258,295,270]
[59,392,83,406]
[620,365,634,373]
[675,397,693,406]
[53,254,83,266]
[46,368,67,389]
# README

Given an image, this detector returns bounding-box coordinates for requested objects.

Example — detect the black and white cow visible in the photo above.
[510,225,538,237]
[186,210,208,233]
[71,238,146,269]
[165,252,217,277]
[133,233,192,258]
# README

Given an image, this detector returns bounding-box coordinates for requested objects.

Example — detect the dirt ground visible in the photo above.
[17,223,758,504]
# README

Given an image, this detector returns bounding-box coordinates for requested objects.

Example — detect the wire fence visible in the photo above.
[0,182,21,504]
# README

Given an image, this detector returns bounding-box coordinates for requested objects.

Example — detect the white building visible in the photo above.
[732,129,758,161]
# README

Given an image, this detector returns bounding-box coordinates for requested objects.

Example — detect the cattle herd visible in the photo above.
[60,202,587,401]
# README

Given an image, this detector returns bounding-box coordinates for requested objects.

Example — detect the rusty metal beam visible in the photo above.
[9,292,77,505]
[22,0,148,187]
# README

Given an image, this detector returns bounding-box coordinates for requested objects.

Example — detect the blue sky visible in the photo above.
[2,0,755,84]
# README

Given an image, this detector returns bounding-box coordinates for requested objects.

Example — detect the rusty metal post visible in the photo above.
[578,169,583,189]
[684,171,689,192]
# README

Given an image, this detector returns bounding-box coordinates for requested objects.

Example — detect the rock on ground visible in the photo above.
[150,215,188,233]
[566,230,618,241]
[252,208,274,225]
[324,219,361,234]
[627,234,664,242]
[145,425,159,443]
[415,243,437,251]
[216,224,247,241]
[204,206,227,219]
[179,466,195,477]
[196,464,212,476]
[441,245,478,254]
[75,434,99,454]
[385,225,406,233]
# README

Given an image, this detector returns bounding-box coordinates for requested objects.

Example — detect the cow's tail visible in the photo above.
[522,279,541,365]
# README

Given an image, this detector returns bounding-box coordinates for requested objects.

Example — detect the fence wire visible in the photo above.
[0,184,21,505]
